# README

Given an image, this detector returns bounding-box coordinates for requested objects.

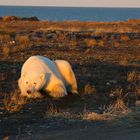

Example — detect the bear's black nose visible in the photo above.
[27,90,31,94]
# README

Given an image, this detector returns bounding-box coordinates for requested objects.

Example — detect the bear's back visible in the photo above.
[21,56,62,78]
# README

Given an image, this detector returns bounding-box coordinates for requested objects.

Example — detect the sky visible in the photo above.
[0,0,140,7]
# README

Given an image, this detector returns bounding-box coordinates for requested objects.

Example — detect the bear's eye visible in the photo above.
[26,82,28,84]
[33,82,36,85]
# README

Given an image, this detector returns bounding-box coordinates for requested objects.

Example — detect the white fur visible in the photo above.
[18,55,78,98]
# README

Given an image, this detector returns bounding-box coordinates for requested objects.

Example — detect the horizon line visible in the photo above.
[0,4,140,8]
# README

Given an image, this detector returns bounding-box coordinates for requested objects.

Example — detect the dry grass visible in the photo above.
[70,40,77,47]
[15,35,29,45]
[82,111,110,121]
[104,98,131,115]
[98,40,105,47]
[110,87,123,98]
[127,71,140,97]
[136,88,140,96]
[82,86,131,121]
[2,46,10,57]
[1,17,140,33]
[114,42,120,47]
[121,35,129,41]
[84,83,96,95]
[3,89,27,112]
[0,34,11,43]
[127,71,138,82]
[57,33,66,41]
[119,57,128,65]
[82,97,130,121]
[84,39,97,47]
[45,101,76,119]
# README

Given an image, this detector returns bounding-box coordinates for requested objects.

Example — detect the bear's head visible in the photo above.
[18,72,47,98]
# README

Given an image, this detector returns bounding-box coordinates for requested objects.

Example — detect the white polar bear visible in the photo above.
[18,55,78,98]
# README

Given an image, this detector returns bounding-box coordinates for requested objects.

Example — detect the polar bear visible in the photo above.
[18,55,78,98]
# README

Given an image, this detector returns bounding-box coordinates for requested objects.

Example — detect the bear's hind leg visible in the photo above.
[68,80,78,94]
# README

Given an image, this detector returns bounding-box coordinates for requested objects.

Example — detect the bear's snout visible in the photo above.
[27,90,32,94]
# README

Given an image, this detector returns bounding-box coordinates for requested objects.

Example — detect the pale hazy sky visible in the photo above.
[0,0,140,7]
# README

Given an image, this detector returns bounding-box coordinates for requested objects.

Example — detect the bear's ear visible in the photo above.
[22,73,27,78]
[39,73,45,80]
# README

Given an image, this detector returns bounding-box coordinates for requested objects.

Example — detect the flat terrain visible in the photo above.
[0,17,140,139]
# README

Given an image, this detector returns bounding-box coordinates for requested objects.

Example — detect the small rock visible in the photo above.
[106,82,110,86]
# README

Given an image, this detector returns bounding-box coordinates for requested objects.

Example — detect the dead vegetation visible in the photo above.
[104,98,131,115]
[127,71,139,83]
[45,101,77,119]
[3,89,27,112]
[82,111,108,121]
[82,87,131,121]
[0,18,140,130]
[84,39,97,47]
[83,83,96,95]
[0,17,140,60]
[15,35,29,46]
[126,71,140,98]
[1,16,140,33]
[2,46,10,58]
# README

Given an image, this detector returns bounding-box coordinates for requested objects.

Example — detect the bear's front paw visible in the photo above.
[51,84,67,98]
[20,91,43,99]
[51,91,65,98]
[32,91,43,99]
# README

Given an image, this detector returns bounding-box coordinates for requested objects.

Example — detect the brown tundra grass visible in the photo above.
[82,111,109,121]
[0,34,11,43]
[127,71,138,82]
[15,35,29,45]
[3,89,27,112]
[127,71,140,96]
[84,39,97,47]
[104,98,131,115]
[98,40,105,47]
[84,83,96,95]
[45,101,76,119]
[121,35,130,41]
[82,86,131,121]
[82,98,131,121]
[2,46,10,57]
